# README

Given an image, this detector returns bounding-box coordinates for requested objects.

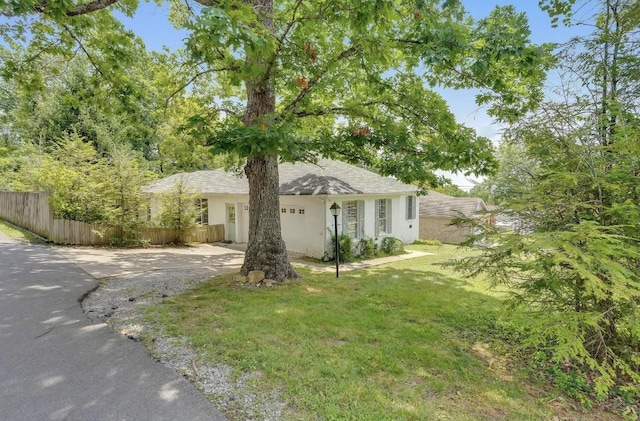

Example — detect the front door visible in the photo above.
[226,203,236,242]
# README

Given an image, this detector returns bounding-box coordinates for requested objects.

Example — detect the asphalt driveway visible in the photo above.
[0,236,227,421]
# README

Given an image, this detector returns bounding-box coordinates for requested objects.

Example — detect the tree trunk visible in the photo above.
[241,154,298,281]
[239,0,297,281]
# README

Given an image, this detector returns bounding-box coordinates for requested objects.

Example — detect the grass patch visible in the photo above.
[0,219,45,243]
[147,243,621,420]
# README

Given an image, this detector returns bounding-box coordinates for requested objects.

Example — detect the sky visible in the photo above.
[117,1,586,190]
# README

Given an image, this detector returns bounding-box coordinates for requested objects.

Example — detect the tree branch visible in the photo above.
[61,23,105,77]
[260,0,304,85]
[67,0,120,16]
[282,45,360,115]
[293,103,380,118]
[164,65,240,116]
[393,38,495,92]
[192,0,220,6]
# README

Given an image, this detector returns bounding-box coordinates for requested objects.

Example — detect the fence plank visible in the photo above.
[0,191,52,238]
[1,191,227,246]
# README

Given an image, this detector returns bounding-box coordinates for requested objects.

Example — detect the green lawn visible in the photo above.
[147,243,620,420]
[0,219,43,243]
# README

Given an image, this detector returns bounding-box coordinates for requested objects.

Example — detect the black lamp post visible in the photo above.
[329,202,341,278]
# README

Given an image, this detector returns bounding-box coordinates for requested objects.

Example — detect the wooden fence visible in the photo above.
[0,191,225,245]
[0,191,52,238]
[138,225,225,246]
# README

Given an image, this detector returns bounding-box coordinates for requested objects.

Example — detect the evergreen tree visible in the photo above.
[156,178,200,243]
[456,0,640,403]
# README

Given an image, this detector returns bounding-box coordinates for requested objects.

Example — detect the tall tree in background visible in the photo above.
[0,49,163,158]
[0,0,551,281]
[457,0,640,403]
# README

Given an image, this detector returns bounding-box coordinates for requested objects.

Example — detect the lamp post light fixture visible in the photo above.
[329,202,341,278]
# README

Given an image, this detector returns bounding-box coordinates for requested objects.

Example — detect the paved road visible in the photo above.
[0,236,226,421]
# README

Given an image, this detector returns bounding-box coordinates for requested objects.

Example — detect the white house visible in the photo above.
[145,159,419,258]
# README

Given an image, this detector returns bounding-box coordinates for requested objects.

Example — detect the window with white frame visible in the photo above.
[195,198,209,225]
[342,200,364,238]
[376,198,392,235]
[406,195,416,220]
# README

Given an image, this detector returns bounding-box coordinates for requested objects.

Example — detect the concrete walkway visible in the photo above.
[0,238,226,421]
[293,249,432,272]
[217,242,432,273]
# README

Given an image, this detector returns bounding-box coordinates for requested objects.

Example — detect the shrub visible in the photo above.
[380,236,404,254]
[358,237,377,259]
[330,231,354,263]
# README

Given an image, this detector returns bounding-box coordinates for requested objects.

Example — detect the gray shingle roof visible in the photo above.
[419,191,488,218]
[144,159,416,196]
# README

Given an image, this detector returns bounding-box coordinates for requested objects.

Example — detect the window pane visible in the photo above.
[376,199,391,234]
[227,205,235,223]
[342,201,361,238]
[406,195,416,220]
[201,199,209,225]
[195,198,209,225]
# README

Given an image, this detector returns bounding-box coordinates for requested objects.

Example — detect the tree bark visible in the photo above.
[241,154,298,281]
[239,0,298,281]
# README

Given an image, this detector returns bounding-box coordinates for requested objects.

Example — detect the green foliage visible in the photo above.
[532,351,594,406]
[357,237,377,259]
[434,183,471,198]
[99,146,156,245]
[8,131,156,245]
[330,231,354,263]
[380,236,405,255]
[454,1,640,406]
[468,142,538,205]
[337,233,355,263]
[0,0,554,278]
[156,179,199,243]
[11,131,107,222]
[538,0,577,27]
[0,50,164,159]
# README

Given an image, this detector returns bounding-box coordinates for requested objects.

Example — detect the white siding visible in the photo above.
[324,194,418,257]
[151,192,417,258]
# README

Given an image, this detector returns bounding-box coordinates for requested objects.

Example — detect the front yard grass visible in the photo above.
[147,243,621,420]
[0,219,44,243]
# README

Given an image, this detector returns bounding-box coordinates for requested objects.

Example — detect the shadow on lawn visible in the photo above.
[305,264,509,342]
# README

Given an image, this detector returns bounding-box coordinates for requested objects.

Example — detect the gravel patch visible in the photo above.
[82,268,286,421]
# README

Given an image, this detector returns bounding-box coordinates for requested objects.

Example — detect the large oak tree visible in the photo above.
[1,0,551,280]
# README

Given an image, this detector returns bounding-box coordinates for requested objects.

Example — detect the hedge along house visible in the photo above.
[418,190,491,245]
[144,159,419,258]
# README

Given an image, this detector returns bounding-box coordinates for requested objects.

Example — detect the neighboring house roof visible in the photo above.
[419,191,488,218]
[144,159,416,196]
